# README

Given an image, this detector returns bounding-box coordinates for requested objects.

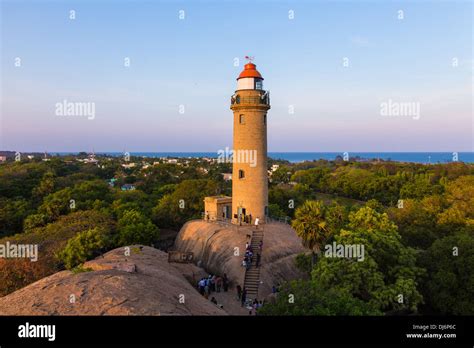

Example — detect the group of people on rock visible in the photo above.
[235,285,264,315]
[197,273,229,299]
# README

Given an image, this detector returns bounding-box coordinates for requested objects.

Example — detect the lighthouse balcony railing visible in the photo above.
[231,92,270,106]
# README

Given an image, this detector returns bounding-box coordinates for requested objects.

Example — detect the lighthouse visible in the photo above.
[230,61,270,225]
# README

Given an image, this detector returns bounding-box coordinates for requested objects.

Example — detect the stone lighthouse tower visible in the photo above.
[230,61,270,224]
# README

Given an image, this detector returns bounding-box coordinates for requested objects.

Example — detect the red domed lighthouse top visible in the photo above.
[237,63,264,80]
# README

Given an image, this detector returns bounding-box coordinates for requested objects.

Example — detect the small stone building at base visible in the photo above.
[204,196,232,221]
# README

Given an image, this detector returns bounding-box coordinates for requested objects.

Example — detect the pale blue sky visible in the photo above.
[1,0,472,152]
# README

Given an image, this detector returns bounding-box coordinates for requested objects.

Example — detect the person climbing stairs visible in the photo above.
[243,229,264,301]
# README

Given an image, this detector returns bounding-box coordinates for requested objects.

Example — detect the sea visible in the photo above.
[55,152,474,164]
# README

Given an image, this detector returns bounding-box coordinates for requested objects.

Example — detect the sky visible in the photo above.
[0,0,472,152]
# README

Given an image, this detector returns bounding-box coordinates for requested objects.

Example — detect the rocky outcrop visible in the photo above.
[0,246,225,316]
[174,220,307,299]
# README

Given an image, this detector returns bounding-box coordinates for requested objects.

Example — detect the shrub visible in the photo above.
[118,209,160,246]
[57,227,111,269]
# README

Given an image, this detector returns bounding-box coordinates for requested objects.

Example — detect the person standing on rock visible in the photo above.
[198,278,205,295]
[215,276,222,292]
[223,273,229,292]
[211,275,217,292]
[241,287,247,307]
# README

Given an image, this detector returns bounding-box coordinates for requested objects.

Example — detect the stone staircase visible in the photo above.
[243,229,264,301]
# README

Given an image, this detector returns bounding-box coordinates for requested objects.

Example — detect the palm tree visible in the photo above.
[291,200,330,266]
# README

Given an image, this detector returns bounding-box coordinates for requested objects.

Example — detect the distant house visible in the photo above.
[221,173,232,181]
[121,184,136,191]
[121,163,136,169]
[0,156,6,162]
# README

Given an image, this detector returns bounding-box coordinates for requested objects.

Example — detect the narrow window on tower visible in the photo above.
[263,114,267,125]
[239,170,245,179]
[239,114,245,124]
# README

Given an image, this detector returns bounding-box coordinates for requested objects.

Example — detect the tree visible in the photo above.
[271,166,291,184]
[291,167,330,192]
[152,179,218,229]
[23,213,48,232]
[111,190,153,219]
[57,227,111,269]
[325,202,349,234]
[32,171,55,201]
[0,210,116,296]
[38,188,73,221]
[312,207,424,314]
[0,198,32,236]
[258,280,382,316]
[437,176,474,227]
[268,203,286,219]
[291,200,331,265]
[387,198,441,249]
[71,179,112,210]
[419,229,474,314]
[365,199,385,213]
[118,209,160,246]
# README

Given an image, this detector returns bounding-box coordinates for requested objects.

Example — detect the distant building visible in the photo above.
[83,158,98,164]
[271,164,280,172]
[121,163,136,169]
[0,156,6,162]
[221,173,232,181]
[121,184,136,191]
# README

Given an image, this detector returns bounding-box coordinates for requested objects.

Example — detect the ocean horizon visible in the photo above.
[48,152,474,164]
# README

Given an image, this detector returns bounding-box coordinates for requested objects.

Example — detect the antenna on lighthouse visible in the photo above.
[244,55,254,63]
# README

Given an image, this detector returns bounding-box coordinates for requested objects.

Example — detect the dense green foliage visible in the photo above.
[312,207,423,314]
[57,227,112,269]
[262,160,474,316]
[152,179,219,228]
[418,229,474,314]
[258,280,382,315]
[118,209,160,246]
[0,156,472,315]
